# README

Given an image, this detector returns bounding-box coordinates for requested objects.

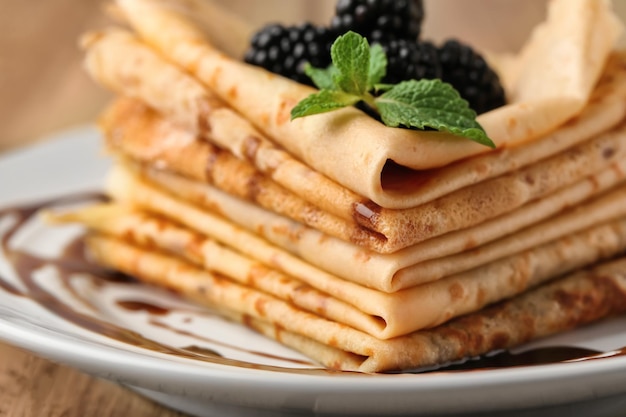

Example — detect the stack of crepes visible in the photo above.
[59,0,626,372]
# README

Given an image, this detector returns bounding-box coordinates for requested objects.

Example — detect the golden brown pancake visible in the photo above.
[114,0,621,207]
[50,164,626,339]
[61,0,626,372]
[83,230,626,372]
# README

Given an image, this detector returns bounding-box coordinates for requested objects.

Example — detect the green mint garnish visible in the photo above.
[291,31,495,148]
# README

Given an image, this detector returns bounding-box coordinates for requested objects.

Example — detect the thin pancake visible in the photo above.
[100,97,626,253]
[82,28,361,222]
[123,158,626,291]
[85,232,626,372]
[115,0,621,207]
[51,203,388,337]
[50,193,626,339]
[98,98,385,250]
[89,164,626,338]
[83,27,626,218]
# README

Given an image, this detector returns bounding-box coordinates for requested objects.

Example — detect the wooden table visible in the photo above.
[0,343,186,417]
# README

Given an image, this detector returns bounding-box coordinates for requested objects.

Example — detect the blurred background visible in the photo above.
[0,0,623,153]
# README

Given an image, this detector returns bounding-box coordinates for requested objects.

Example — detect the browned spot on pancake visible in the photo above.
[448,282,465,301]
[587,173,601,191]
[353,248,372,263]
[121,230,135,244]
[243,135,262,162]
[278,274,291,285]
[241,314,254,330]
[436,325,481,354]
[268,253,282,269]
[328,336,339,347]
[420,223,435,238]
[362,347,375,357]
[246,264,265,287]
[259,112,270,127]
[204,147,222,183]
[475,287,487,306]
[511,253,532,291]
[227,85,238,100]
[184,42,206,76]
[554,287,586,312]
[473,162,490,176]
[276,97,298,126]
[209,65,223,87]
[254,298,267,316]
[125,227,157,251]
[301,204,321,227]
[274,324,284,343]
[149,215,167,232]
[463,236,478,250]
[197,99,212,133]
[547,273,626,330]
[315,294,329,316]
[254,224,269,240]
[293,283,310,294]
[490,332,511,350]
[523,173,536,186]
[507,117,518,130]
[317,233,330,245]
[196,285,208,296]
[246,172,265,201]
[271,224,305,244]
[184,235,205,261]
[349,226,387,250]
[602,147,616,160]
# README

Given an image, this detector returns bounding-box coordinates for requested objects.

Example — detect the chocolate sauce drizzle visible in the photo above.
[0,194,317,371]
[0,193,625,374]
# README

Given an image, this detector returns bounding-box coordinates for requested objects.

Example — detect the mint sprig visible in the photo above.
[291,31,495,148]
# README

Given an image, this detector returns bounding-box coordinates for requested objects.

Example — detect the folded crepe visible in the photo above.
[52,163,624,339]
[62,0,626,372]
[116,163,626,292]
[114,0,622,208]
[83,24,626,217]
[81,227,626,372]
[84,28,626,252]
[98,93,626,253]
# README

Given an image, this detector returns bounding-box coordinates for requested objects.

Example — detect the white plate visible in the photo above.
[1,126,626,417]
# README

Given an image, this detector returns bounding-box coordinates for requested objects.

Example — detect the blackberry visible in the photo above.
[437,39,506,114]
[330,0,424,42]
[378,39,440,85]
[244,23,333,85]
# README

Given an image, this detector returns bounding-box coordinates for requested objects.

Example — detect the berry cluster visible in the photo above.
[243,0,506,114]
[330,0,424,43]
[244,23,334,85]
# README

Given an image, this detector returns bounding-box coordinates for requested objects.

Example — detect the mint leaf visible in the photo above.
[376,80,495,148]
[367,43,386,89]
[290,89,361,119]
[331,31,370,95]
[305,63,337,90]
[291,31,498,148]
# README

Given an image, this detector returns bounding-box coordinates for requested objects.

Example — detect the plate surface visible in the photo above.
[1,126,626,417]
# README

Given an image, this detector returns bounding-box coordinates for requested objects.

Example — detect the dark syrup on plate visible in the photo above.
[0,193,624,374]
